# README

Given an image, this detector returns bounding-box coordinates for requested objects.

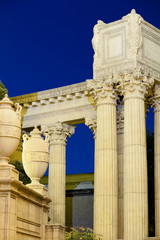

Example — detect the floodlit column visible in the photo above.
[117,107,124,239]
[122,70,154,240]
[153,84,160,237]
[85,117,97,232]
[87,76,118,240]
[43,122,75,226]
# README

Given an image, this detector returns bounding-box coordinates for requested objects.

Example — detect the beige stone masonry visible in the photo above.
[0,164,51,240]
[45,224,66,240]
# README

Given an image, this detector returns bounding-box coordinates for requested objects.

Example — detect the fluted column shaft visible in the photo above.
[117,107,124,239]
[87,77,118,240]
[96,98,117,240]
[122,70,154,240]
[49,139,66,225]
[153,84,160,237]
[44,122,75,226]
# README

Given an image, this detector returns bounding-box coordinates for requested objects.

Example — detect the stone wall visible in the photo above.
[0,164,65,240]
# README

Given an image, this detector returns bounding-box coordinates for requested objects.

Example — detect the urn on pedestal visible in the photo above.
[22,127,49,186]
[0,94,22,164]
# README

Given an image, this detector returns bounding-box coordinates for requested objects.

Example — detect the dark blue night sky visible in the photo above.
[0,0,158,174]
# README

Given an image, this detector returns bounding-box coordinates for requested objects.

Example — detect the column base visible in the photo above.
[45,224,66,240]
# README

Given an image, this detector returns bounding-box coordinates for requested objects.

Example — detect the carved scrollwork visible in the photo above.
[86,74,118,105]
[119,68,154,99]
[42,122,75,145]
[85,116,97,138]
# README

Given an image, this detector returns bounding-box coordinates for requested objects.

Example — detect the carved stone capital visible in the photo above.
[119,68,154,99]
[152,84,160,112]
[86,75,118,105]
[117,107,124,134]
[85,117,97,138]
[42,122,75,145]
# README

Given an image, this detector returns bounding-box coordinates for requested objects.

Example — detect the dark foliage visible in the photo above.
[9,160,31,185]
[0,81,8,100]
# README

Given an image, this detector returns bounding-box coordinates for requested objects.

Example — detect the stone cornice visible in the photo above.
[11,82,90,108]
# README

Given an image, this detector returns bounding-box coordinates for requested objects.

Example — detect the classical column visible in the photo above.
[85,117,97,232]
[43,122,75,226]
[117,107,124,239]
[153,84,160,237]
[121,69,154,240]
[87,76,118,240]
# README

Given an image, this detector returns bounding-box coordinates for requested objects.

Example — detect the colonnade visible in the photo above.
[43,69,160,240]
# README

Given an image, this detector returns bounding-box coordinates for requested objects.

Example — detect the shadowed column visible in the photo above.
[117,107,124,239]
[153,84,160,237]
[85,116,97,233]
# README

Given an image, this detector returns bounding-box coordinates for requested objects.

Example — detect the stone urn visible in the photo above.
[0,94,22,164]
[22,127,49,185]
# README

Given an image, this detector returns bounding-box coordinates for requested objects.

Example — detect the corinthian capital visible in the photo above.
[85,116,97,138]
[119,68,154,99]
[152,84,160,112]
[42,122,75,145]
[86,74,118,105]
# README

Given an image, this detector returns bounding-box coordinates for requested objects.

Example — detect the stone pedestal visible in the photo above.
[0,163,51,240]
[87,77,118,240]
[153,84,160,237]
[44,122,75,226]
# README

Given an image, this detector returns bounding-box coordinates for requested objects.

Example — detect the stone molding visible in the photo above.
[94,61,160,81]
[42,122,75,145]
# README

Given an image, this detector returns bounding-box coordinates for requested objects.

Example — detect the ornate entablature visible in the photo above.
[11,82,89,108]
[10,10,160,130]
[92,9,160,81]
